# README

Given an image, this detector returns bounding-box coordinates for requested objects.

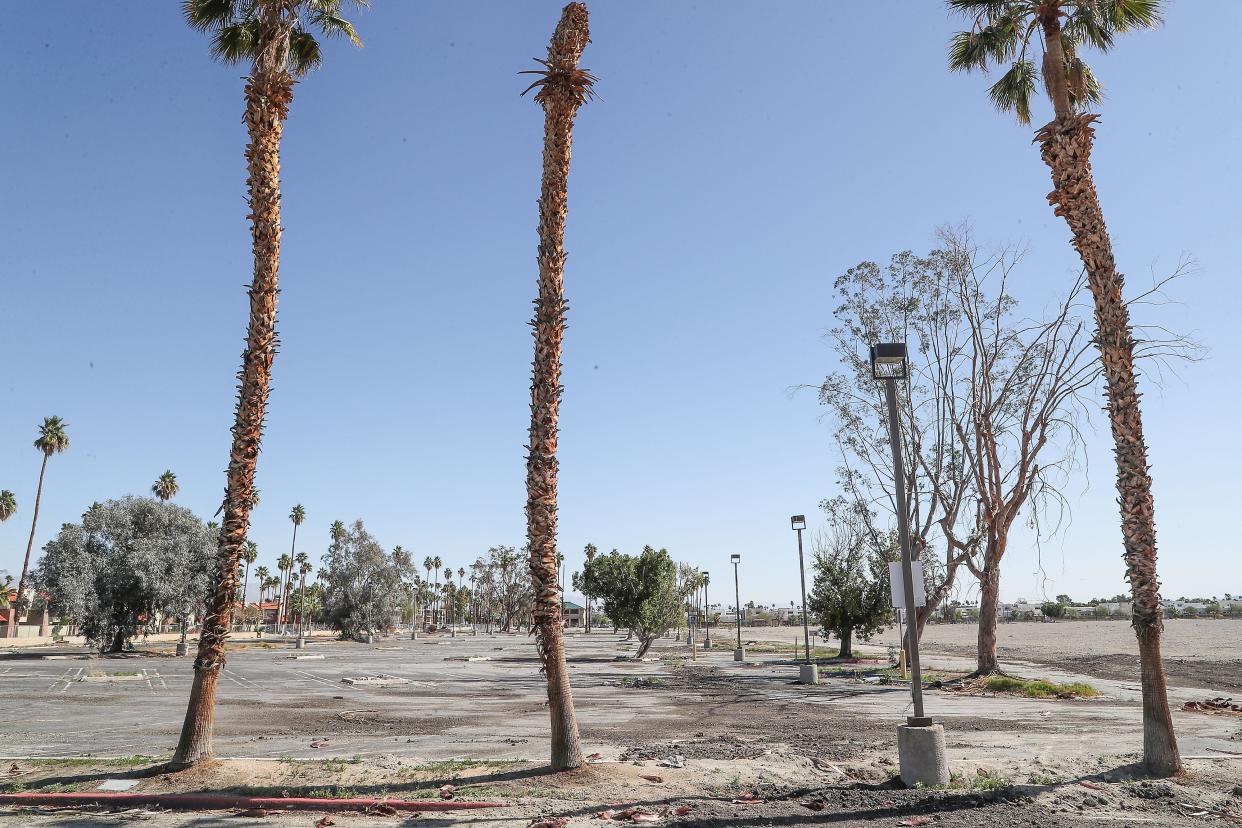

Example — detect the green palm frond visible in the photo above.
[288,29,323,74]
[947,16,1022,71]
[1065,3,1115,51]
[183,0,239,32]
[212,20,259,64]
[988,59,1037,124]
[0,490,16,522]
[308,9,362,46]
[1109,0,1162,30]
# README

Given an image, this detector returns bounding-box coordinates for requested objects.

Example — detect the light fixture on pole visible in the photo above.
[871,341,948,786]
[730,554,744,662]
[790,514,816,684]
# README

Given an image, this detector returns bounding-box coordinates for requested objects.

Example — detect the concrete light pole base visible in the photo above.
[702,640,712,650]
[733,647,745,662]
[897,723,949,788]
[798,663,819,684]
[295,636,305,650]
[175,642,187,657]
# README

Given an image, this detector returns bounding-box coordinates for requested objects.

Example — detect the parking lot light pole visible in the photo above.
[871,341,947,787]
[730,554,744,661]
[794,518,814,685]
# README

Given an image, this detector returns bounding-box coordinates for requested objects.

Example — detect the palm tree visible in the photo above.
[254,564,270,609]
[276,553,293,630]
[444,568,455,624]
[283,505,306,629]
[152,470,180,501]
[172,0,363,769]
[8,417,69,639]
[432,555,442,625]
[295,553,311,634]
[0,491,16,523]
[946,0,1177,777]
[519,2,595,771]
[583,543,597,632]
[240,541,259,613]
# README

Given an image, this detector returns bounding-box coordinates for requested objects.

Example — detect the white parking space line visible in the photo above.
[293,669,339,690]
[224,668,259,690]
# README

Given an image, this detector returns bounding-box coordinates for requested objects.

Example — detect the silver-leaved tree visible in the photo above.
[36,497,215,653]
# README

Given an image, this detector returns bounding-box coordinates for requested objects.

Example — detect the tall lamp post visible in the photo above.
[791,515,816,684]
[730,554,744,662]
[871,341,947,786]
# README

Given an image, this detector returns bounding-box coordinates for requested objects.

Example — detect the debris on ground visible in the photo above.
[340,674,410,687]
[731,791,765,804]
[365,803,398,816]
[529,817,568,828]
[1182,697,1242,714]
[657,754,685,768]
[314,817,335,828]
[439,783,456,799]
[639,775,664,784]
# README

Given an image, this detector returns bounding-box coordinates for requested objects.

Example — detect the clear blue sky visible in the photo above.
[1,2,1238,608]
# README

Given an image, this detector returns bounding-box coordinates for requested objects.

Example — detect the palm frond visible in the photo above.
[183,0,238,31]
[211,20,259,64]
[947,17,1020,71]
[289,29,323,75]
[988,59,1037,124]
[308,9,362,46]
[519,58,598,105]
[946,0,1014,14]
[1106,0,1162,30]
[1070,58,1103,108]
[1065,3,1115,51]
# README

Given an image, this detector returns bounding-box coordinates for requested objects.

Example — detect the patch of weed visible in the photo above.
[983,676,1098,698]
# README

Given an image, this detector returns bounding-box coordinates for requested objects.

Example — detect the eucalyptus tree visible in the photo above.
[9,417,69,639]
[152,471,180,502]
[0,491,15,523]
[35,497,214,652]
[946,0,1178,776]
[519,1,596,772]
[321,520,402,640]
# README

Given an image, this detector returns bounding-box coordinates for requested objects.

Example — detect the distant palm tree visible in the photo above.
[276,553,293,629]
[294,552,310,633]
[946,0,1176,779]
[9,417,69,639]
[583,543,597,632]
[519,2,595,771]
[432,555,442,625]
[152,470,180,501]
[254,565,270,608]
[240,541,259,610]
[282,505,306,629]
[0,491,16,523]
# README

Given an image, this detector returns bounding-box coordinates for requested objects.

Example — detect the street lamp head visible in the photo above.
[869,341,908,380]
[790,514,806,531]
[730,554,740,564]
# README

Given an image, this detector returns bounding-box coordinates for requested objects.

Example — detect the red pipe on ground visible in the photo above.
[0,791,503,812]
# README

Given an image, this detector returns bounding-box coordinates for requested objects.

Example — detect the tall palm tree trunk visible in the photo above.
[1037,113,1180,777]
[524,2,593,772]
[8,454,47,639]
[172,16,292,768]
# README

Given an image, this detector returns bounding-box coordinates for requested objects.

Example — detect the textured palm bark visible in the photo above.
[524,2,592,772]
[8,454,47,639]
[172,16,292,768]
[1038,114,1181,777]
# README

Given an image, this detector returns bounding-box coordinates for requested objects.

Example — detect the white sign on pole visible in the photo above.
[888,561,926,609]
